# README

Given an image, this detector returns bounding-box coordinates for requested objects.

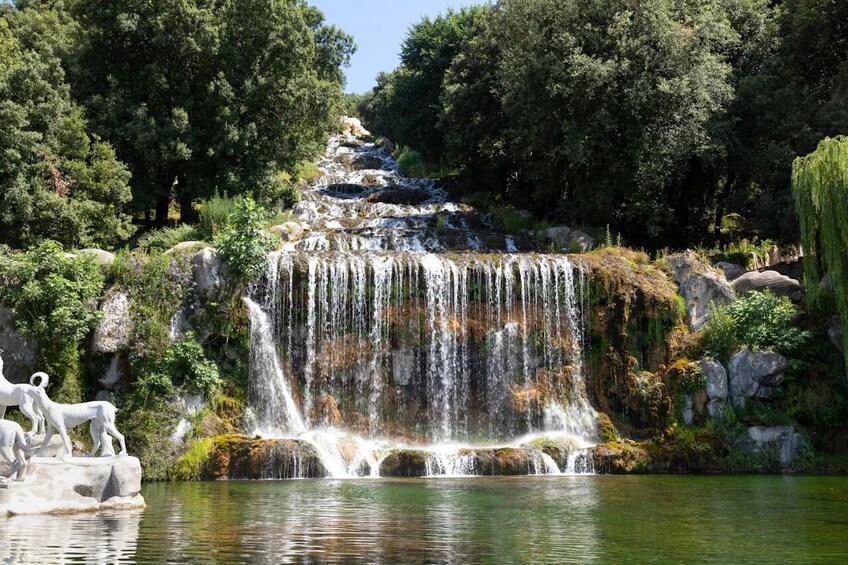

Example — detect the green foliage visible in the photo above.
[117,252,194,362]
[169,437,215,481]
[70,0,354,223]
[198,194,240,241]
[396,146,427,178]
[703,291,811,362]
[0,13,133,249]
[137,224,201,253]
[793,137,848,374]
[214,197,276,281]
[166,334,221,399]
[0,240,104,400]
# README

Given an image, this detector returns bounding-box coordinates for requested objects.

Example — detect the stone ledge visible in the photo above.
[0,456,144,517]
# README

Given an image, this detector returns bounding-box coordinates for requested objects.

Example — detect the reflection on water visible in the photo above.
[2,476,847,564]
[0,510,140,564]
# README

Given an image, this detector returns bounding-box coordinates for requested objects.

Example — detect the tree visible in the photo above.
[71,0,354,225]
[792,137,848,370]
[0,7,133,249]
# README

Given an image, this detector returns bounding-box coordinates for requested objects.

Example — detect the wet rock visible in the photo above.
[742,426,804,467]
[715,261,744,281]
[683,395,694,425]
[165,241,206,255]
[732,270,802,299]
[828,318,844,356]
[728,349,787,406]
[0,305,37,383]
[591,443,652,474]
[340,116,371,138]
[379,449,430,477]
[204,436,327,480]
[92,290,131,353]
[666,251,735,330]
[78,248,116,267]
[351,154,384,171]
[366,189,432,205]
[392,348,415,386]
[269,222,305,243]
[324,183,369,196]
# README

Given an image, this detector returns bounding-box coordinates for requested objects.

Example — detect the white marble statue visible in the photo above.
[0,354,47,437]
[0,419,31,483]
[26,387,127,457]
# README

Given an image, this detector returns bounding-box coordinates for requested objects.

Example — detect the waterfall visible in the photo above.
[244,134,599,478]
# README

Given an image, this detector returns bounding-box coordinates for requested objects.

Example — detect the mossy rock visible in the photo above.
[379,449,430,477]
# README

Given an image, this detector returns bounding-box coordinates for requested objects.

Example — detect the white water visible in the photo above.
[246,134,599,478]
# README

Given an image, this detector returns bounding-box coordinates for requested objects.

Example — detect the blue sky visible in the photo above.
[310,0,483,94]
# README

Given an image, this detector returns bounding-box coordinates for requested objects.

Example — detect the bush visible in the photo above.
[137,224,201,253]
[165,334,221,398]
[0,241,105,401]
[396,146,427,178]
[198,193,240,241]
[703,291,811,362]
[214,197,276,281]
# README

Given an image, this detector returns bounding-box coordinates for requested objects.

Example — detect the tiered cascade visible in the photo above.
[246,136,598,477]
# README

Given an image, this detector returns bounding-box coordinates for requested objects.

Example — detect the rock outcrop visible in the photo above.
[715,261,744,281]
[269,222,306,243]
[666,251,735,330]
[728,349,787,405]
[91,290,131,354]
[535,226,595,252]
[741,426,804,467]
[0,305,37,383]
[340,116,371,138]
[732,270,802,299]
[77,248,116,267]
[701,359,728,416]
[193,247,226,302]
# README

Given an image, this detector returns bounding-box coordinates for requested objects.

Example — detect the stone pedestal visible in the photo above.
[0,455,144,516]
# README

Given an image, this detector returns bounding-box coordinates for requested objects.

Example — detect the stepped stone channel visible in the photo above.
[243,136,598,478]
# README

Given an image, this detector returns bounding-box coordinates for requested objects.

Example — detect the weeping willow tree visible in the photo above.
[792,137,848,374]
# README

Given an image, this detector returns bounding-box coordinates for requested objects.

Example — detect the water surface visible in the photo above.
[2,476,847,563]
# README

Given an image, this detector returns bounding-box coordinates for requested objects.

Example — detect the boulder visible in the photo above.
[378,449,430,478]
[77,248,116,267]
[340,116,371,138]
[743,426,804,467]
[732,270,802,299]
[91,290,131,354]
[351,153,384,171]
[828,318,844,356]
[700,359,728,417]
[666,251,735,330]
[203,436,326,480]
[0,305,37,383]
[0,456,144,516]
[193,247,225,302]
[165,240,206,255]
[715,261,744,281]
[728,349,787,405]
[538,226,595,252]
[269,222,305,243]
[365,189,431,206]
[568,230,595,252]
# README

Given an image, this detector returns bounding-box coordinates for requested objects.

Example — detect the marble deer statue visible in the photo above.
[0,419,31,482]
[0,353,47,436]
[27,387,126,457]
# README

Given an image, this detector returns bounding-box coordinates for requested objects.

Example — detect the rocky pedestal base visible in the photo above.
[0,455,144,517]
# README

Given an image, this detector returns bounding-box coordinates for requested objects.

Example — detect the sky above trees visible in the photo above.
[310,0,480,93]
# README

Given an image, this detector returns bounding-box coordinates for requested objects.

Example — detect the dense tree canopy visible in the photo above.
[362,0,848,248]
[71,0,354,224]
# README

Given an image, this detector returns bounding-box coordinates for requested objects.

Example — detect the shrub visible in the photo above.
[137,224,201,253]
[198,193,239,241]
[0,241,105,401]
[214,197,276,281]
[165,334,221,398]
[703,291,811,362]
[396,145,427,178]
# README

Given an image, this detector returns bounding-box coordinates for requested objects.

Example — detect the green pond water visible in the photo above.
[2,476,847,563]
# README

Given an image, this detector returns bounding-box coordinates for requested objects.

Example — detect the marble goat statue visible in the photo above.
[26,387,127,458]
[0,419,31,483]
[0,354,47,436]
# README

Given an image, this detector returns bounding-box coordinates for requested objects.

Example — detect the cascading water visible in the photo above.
[246,135,598,478]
